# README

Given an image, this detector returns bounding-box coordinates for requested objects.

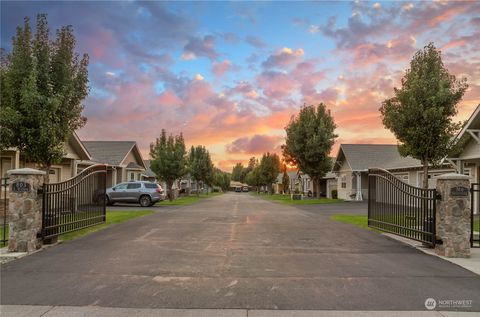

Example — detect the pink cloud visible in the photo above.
[257,71,297,99]
[262,47,304,69]
[212,60,232,77]
[226,134,283,155]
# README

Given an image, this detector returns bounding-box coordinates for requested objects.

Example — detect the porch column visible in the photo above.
[355,172,363,201]
[112,167,117,186]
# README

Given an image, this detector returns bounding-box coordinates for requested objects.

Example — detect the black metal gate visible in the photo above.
[1,177,9,247]
[42,165,107,239]
[472,183,479,248]
[368,168,437,247]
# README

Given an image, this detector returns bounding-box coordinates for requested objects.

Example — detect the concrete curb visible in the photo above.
[1,305,479,317]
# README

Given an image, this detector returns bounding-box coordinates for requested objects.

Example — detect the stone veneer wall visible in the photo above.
[7,168,45,252]
[435,173,471,258]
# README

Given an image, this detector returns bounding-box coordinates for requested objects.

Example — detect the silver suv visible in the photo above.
[106,181,164,207]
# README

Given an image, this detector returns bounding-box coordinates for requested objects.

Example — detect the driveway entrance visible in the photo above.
[1,193,479,310]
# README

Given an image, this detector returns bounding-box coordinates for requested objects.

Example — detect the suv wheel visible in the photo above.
[139,195,152,207]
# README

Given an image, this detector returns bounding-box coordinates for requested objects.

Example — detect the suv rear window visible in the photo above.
[127,183,141,189]
[144,183,159,189]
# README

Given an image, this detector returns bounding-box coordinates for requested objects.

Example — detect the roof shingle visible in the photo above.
[83,141,136,166]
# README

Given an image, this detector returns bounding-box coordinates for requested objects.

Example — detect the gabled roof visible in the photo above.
[333,144,422,172]
[455,104,480,141]
[69,132,91,161]
[83,141,146,168]
[143,160,156,177]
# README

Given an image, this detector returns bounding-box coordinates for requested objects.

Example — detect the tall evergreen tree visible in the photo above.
[283,103,337,198]
[380,43,468,188]
[150,130,187,200]
[0,14,89,182]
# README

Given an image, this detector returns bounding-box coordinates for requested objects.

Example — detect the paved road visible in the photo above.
[1,193,479,311]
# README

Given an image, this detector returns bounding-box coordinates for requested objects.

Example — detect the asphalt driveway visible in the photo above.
[1,193,479,311]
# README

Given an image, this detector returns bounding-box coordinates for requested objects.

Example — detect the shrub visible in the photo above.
[331,189,338,199]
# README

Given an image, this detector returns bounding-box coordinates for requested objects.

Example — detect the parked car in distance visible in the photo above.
[242,186,249,192]
[106,181,165,207]
[235,186,242,192]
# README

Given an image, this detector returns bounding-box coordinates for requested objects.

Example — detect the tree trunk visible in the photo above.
[167,181,174,201]
[422,160,429,189]
[313,177,321,199]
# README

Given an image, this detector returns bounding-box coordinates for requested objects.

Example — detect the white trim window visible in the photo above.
[341,175,347,189]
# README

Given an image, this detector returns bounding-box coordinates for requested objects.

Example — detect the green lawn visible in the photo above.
[252,193,344,205]
[158,192,223,206]
[0,210,154,246]
[330,214,372,230]
[59,210,154,242]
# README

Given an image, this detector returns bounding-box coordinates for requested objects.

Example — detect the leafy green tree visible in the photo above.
[380,43,468,188]
[213,168,231,191]
[150,130,187,200]
[258,152,280,194]
[231,163,244,182]
[245,165,262,192]
[281,164,290,194]
[283,103,337,198]
[0,14,89,182]
[188,145,214,195]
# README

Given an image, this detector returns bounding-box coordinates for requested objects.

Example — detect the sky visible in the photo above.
[1,1,479,171]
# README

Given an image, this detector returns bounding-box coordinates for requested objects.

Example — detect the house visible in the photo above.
[0,132,91,182]
[449,104,480,183]
[274,170,337,198]
[333,144,455,201]
[141,160,157,182]
[79,141,146,187]
[448,104,480,213]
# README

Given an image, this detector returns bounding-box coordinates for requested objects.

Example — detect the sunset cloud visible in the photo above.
[2,1,478,171]
[226,134,284,155]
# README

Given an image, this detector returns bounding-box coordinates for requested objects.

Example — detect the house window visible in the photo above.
[394,173,409,183]
[129,172,135,181]
[341,175,346,188]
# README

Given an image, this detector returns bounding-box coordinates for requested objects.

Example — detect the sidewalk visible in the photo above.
[1,305,478,317]
[383,233,480,276]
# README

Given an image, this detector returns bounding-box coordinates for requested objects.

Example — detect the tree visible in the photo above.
[283,103,337,198]
[150,130,187,201]
[380,43,468,188]
[281,164,290,194]
[258,152,281,194]
[188,145,214,195]
[245,165,262,192]
[231,163,244,182]
[213,168,231,191]
[0,14,89,182]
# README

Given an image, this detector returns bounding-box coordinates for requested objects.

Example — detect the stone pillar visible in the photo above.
[6,168,45,252]
[435,173,471,258]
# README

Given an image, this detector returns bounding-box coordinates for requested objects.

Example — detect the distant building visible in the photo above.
[333,144,454,201]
